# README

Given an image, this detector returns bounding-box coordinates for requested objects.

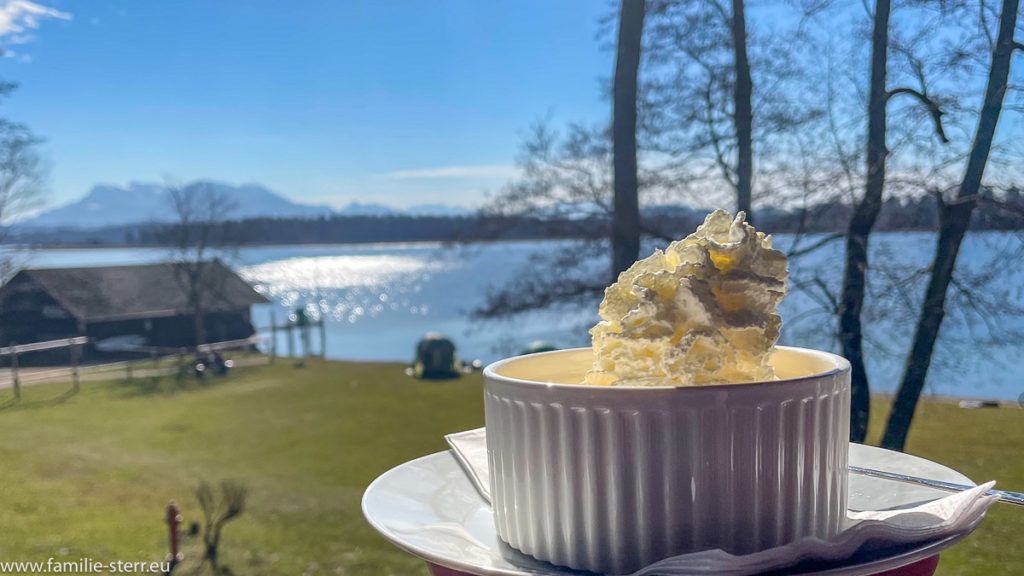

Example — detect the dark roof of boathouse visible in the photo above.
[1,261,268,323]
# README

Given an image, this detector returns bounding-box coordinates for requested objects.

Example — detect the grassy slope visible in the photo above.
[0,361,1018,575]
[0,360,483,576]
[867,399,1024,576]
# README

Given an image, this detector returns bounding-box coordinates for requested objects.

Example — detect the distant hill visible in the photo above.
[337,202,398,217]
[24,181,334,229]
[404,203,475,217]
[7,189,1024,248]
[337,202,475,217]
[24,182,477,229]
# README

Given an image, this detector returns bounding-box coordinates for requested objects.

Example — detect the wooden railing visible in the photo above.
[1,335,272,403]
[1,336,89,401]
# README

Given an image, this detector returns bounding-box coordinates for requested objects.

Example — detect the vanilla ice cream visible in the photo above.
[585,210,788,386]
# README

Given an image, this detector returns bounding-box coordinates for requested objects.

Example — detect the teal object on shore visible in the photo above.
[413,333,460,379]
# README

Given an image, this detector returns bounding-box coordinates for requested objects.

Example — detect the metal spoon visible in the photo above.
[849,465,1024,507]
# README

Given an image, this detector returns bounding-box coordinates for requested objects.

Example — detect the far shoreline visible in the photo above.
[8,227,1017,252]
[7,236,583,251]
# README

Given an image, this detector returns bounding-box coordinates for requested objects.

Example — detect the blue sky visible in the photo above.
[1,1,612,210]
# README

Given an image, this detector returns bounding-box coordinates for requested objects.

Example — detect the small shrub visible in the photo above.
[196,480,248,572]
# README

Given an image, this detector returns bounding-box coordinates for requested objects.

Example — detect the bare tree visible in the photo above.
[474,0,656,319]
[475,0,1021,436]
[476,0,818,319]
[612,0,647,277]
[471,116,705,320]
[196,480,248,571]
[839,0,951,443]
[881,0,1022,451]
[471,126,619,319]
[0,82,46,279]
[643,0,819,222]
[166,182,238,346]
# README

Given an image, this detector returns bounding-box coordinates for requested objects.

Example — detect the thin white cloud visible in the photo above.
[0,1,71,37]
[388,164,519,180]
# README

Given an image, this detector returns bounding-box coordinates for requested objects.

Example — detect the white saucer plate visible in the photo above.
[362,444,977,576]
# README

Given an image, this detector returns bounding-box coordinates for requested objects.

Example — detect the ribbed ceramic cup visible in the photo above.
[483,346,851,575]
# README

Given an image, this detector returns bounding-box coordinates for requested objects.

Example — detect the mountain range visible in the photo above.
[333,201,472,217]
[21,182,474,229]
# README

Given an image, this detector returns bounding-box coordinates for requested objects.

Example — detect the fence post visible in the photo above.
[11,347,20,402]
[301,323,311,359]
[165,500,183,570]
[287,323,295,358]
[70,341,81,393]
[270,310,278,364]
[319,317,327,359]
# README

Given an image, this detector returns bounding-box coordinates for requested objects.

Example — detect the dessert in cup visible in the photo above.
[484,210,851,574]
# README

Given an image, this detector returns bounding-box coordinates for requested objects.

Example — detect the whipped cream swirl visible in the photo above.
[585,210,788,386]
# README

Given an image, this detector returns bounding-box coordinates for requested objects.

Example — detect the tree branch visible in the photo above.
[639,220,677,243]
[475,276,605,318]
[702,81,738,191]
[886,87,950,143]
[979,195,1024,220]
[787,232,844,258]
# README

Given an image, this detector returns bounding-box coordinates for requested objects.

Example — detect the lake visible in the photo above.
[14,232,1024,400]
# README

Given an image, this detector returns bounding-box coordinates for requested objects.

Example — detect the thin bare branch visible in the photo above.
[787,232,844,258]
[886,87,950,143]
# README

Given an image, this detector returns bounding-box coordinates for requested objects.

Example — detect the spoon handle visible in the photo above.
[849,465,1024,507]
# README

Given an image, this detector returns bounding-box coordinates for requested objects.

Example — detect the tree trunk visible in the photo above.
[731,0,754,222]
[840,0,892,444]
[881,0,1020,451]
[192,288,206,346]
[612,0,646,278]
[205,543,218,569]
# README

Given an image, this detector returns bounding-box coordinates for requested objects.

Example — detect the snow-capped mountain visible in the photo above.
[336,202,475,217]
[23,182,334,229]
[22,181,477,230]
[403,203,475,217]
[336,202,399,217]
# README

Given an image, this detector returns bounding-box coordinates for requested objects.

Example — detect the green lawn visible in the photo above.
[867,399,1024,576]
[0,359,484,576]
[0,360,1019,575]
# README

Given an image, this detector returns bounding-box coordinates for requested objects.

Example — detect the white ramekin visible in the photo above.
[483,346,851,575]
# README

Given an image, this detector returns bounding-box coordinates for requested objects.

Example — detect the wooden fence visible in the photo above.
[98,335,268,383]
[265,310,327,361]
[0,320,329,402]
[0,335,274,401]
[0,336,88,401]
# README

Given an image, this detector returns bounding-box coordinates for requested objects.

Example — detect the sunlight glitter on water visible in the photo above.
[239,254,446,323]
[18,235,1023,398]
